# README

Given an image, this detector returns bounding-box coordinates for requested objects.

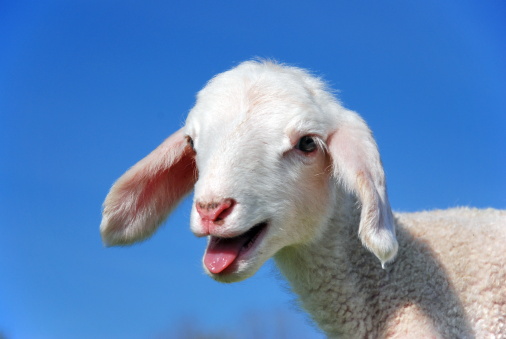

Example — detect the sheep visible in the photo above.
[100,60,506,338]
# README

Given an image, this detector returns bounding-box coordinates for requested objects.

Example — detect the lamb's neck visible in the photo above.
[274,208,385,338]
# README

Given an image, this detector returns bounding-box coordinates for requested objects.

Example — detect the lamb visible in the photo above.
[100,60,506,338]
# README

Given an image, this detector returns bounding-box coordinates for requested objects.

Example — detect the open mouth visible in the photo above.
[204,222,268,274]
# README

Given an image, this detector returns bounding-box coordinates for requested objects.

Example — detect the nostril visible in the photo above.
[196,198,236,223]
[215,199,235,221]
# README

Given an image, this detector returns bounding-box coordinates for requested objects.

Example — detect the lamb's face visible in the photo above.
[100,61,397,278]
[185,68,335,282]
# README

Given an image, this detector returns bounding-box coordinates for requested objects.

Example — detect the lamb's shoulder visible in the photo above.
[392,207,506,337]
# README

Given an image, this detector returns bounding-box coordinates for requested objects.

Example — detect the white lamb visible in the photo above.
[101,60,506,338]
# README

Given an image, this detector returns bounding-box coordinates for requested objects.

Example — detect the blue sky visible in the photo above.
[1,1,505,338]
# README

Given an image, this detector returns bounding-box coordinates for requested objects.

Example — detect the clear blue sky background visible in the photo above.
[1,1,505,338]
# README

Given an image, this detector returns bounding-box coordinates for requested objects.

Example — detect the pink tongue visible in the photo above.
[204,236,245,274]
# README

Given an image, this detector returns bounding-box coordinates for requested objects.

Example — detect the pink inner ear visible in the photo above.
[132,147,196,217]
[101,128,198,246]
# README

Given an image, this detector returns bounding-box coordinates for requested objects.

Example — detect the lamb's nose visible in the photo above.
[196,198,236,224]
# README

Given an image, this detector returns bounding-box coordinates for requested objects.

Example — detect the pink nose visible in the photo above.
[196,198,236,224]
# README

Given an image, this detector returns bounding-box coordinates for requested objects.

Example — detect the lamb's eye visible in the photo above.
[186,136,195,151]
[296,135,317,153]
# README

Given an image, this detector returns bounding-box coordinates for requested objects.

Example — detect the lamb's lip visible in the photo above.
[237,221,269,254]
[209,221,268,241]
[209,221,269,274]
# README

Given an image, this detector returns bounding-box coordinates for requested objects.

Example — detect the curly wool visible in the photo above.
[276,207,505,338]
[101,60,505,338]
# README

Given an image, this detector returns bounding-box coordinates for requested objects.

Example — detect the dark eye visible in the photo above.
[186,135,195,151]
[296,135,317,153]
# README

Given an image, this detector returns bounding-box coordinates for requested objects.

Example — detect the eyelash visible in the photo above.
[186,136,195,150]
[295,135,318,153]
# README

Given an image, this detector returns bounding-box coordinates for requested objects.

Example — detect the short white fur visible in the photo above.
[101,60,505,338]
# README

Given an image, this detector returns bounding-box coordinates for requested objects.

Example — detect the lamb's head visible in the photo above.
[100,61,398,283]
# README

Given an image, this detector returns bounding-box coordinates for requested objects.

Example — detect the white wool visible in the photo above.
[101,60,505,338]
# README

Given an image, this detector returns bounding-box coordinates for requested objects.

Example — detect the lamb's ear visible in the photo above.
[100,128,197,246]
[327,111,398,266]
